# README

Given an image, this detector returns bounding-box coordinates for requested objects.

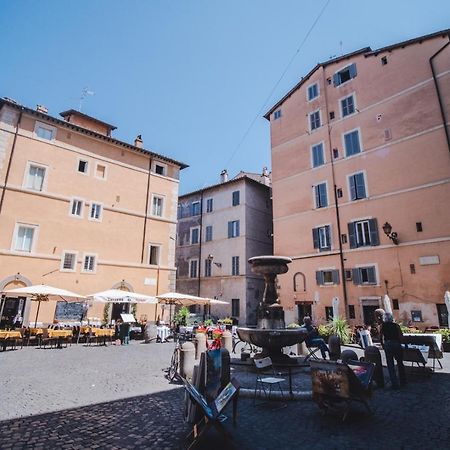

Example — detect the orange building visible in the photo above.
[0,98,187,326]
[265,30,450,328]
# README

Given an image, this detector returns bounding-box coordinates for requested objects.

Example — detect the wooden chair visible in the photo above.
[254,357,286,403]
[40,328,54,349]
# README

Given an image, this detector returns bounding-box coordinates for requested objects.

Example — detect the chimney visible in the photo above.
[261,166,271,186]
[220,169,228,183]
[36,105,48,114]
[134,134,143,148]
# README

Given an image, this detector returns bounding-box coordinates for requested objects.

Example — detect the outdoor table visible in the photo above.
[92,328,114,345]
[48,329,72,349]
[0,330,22,351]
[157,326,171,342]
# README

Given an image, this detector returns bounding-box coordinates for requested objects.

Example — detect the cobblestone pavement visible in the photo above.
[1,342,450,449]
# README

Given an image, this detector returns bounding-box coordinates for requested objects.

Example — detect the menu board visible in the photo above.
[55,301,84,320]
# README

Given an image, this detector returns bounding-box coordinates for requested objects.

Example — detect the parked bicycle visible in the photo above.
[231,334,259,355]
[166,332,193,382]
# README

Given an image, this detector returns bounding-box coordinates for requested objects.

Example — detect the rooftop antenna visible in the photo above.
[339,40,343,56]
[79,87,94,112]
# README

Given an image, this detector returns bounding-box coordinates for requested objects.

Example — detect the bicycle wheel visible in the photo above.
[168,349,179,381]
[232,339,253,355]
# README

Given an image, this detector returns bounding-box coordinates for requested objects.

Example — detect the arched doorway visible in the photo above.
[0,274,33,328]
[110,281,133,322]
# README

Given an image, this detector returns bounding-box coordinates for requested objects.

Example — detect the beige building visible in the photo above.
[176,170,273,325]
[265,29,450,328]
[0,98,187,326]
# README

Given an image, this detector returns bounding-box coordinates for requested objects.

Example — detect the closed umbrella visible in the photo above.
[332,296,340,320]
[383,294,393,316]
[445,291,450,328]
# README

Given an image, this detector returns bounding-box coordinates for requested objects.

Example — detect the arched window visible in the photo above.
[293,272,306,292]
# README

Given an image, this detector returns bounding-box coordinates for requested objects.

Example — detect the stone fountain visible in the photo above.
[237,255,308,362]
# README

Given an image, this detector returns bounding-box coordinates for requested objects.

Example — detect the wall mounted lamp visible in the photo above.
[382,222,399,245]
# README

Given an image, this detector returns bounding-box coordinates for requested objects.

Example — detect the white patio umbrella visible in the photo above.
[332,296,340,320]
[383,294,393,316]
[87,289,157,304]
[445,291,450,328]
[1,284,86,327]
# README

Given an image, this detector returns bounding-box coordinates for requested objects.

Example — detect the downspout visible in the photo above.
[198,191,204,298]
[141,156,153,263]
[429,38,450,154]
[0,109,23,215]
[321,66,349,318]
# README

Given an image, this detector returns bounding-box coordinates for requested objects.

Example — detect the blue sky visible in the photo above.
[1,0,449,194]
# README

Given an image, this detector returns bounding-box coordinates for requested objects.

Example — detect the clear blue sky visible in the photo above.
[1,0,449,194]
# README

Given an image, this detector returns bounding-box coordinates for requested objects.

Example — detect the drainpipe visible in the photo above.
[429,38,450,154]
[321,66,349,318]
[0,109,23,215]
[141,156,153,263]
[197,191,204,298]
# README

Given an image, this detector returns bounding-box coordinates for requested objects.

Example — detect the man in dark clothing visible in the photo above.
[302,316,329,359]
[380,313,406,389]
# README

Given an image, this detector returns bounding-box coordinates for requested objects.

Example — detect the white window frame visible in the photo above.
[204,258,212,277]
[333,64,355,88]
[347,170,368,201]
[23,161,48,192]
[60,251,78,272]
[273,109,282,120]
[307,82,320,102]
[342,127,363,158]
[309,109,322,132]
[191,201,201,216]
[313,180,328,209]
[190,226,200,245]
[189,259,199,278]
[151,194,165,217]
[355,263,379,286]
[94,163,108,180]
[148,244,161,266]
[310,141,326,169]
[69,198,85,218]
[11,222,39,253]
[355,220,371,246]
[88,202,103,222]
[82,253,97,274]
[34,121,56,141]
[77,158,89,175]
[339,92,357,118]
[229,220,240,238]
[153,161,168,177]
[318,225,331,250]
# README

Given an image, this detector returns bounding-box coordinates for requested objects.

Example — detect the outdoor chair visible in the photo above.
[358,329,373,349]
[40,328,54,349]
[303,344,321,363]
[253,357,286,404]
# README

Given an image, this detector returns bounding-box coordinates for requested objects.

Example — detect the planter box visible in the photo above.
[442,342,450,353]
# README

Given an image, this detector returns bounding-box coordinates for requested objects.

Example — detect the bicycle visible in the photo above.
[231,335,259,355]
[166,332,192,382]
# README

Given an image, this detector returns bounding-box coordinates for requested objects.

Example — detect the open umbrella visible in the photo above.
[332,296,340,319]
[445,291,450,328]
[1,284,86,327]
[383,294,393,316]
[87,289,157,304]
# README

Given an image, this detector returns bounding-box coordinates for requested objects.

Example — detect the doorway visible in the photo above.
[297,303,312,324]
[111,303,130,322]
[0,296,26,328]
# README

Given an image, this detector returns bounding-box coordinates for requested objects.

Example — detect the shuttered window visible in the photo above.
[228,220,240,238]
[310,110,321,130]
[348,219,379,248]
[205,225,213,242]
[316,269,340,285]
[349,172,366,200]
[314,183,328,208]
[333,63,357,86]
[352,266,377,285]
[344,130,361,157]
[341,94,355,117]
[312,225,331,251]
[311,143,324,168]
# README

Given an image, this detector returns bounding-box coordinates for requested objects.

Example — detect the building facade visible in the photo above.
[265,30,450,328]
[0,98,186,326]
[176,170,273,325]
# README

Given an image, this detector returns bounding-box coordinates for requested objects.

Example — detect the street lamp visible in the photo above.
[382,222,399,245]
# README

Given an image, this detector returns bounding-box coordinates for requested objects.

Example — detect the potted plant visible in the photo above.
[318,318,352,344]
[221,317,233,330]
[435,328,450,352]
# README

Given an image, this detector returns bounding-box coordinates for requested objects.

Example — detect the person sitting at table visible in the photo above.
[301,316,330,359]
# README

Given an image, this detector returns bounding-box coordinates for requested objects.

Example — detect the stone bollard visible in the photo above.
[195,332,207,360]
[364,345,384,388]
[221,330,232,354]
[329,335,341,361]
[144,321,157,343]
[180,341,195,380]
[297,341,308,356]
[220,348,231,388]
[341,349,358,364]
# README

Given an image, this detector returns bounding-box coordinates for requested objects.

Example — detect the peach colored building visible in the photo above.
[265,29,450,328]
[0,98,187,326]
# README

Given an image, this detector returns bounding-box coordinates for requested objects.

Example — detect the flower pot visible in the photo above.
[442,342,450,352]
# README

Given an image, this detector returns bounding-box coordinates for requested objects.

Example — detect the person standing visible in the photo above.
[380,313,406,389]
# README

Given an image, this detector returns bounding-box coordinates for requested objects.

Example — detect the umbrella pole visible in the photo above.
[34,300,41,328]
[0,297,5,328]
[154,303,158,322]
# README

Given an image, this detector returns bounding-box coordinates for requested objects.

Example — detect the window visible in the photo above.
[309,110,321,131]
[25,164,46,191]
[416,222,423,232]
[152,196,164,217]
[325,306,334,321]
[189,260,198,278]
[311,143,325,168]
[95,164,107,179]
[307,83,319,101]
[61,252,77,271]
[70,199,84,217]
[348,172,367,200]
[232,299,240,317]
[83,255,96,273]
[232,256,240,276]
[228,220,240,238]
[154,163,167,176]
[89,203,102,221]
[77,160,88,174]
[341,94,355,117]
[274,110,282,120]
[35,122,55,140]
[381,56,388,65]
[190,227,200,245]
[149,245,160,265]
[204,259,212,277]
[14,225,36,252]
[333,63,357,86]
[192,201,201,216]
[329,111,335,120]
[205,225,213,242]
[316,269,339,285]
[312,225,331,251]
[206,198,213,213]
[344,130,361,157]
[314,183,328,208]
[232,191,240,206]
[352,266,377,285]
[348,305,356,319]
[348,219,379,248]
[393,299,399,310]
[436,304,448,327]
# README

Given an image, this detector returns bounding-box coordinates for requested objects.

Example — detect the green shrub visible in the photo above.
[174,306,189,326]
[318,324,332,340]
[318,318,352,344]
[221,317,233,325]
[204,318,214,326]
[435,328,450,343]
[287,323,300,329]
